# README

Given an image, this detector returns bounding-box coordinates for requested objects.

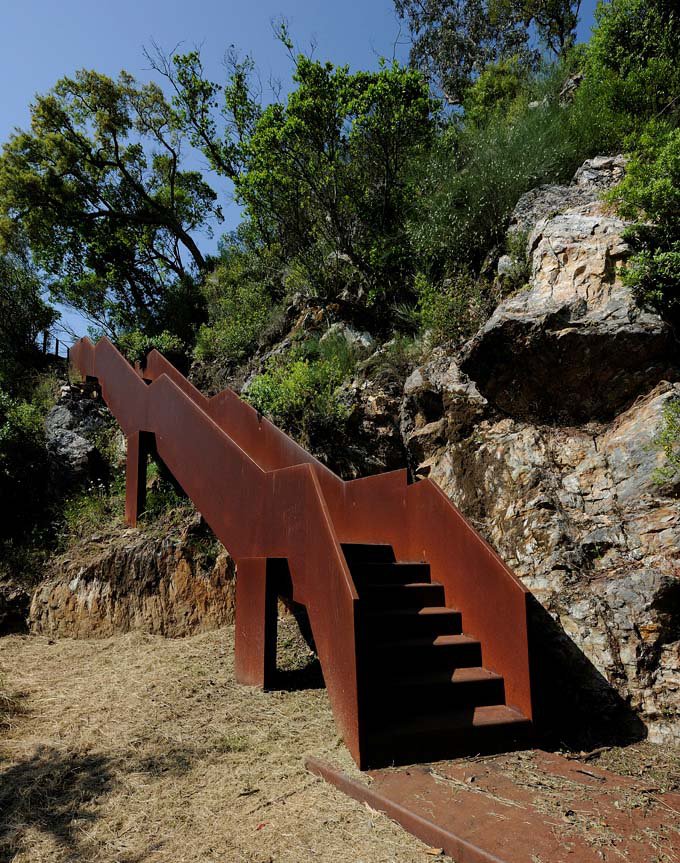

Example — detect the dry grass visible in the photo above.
[0,621,427,863]
[592,742,680,794]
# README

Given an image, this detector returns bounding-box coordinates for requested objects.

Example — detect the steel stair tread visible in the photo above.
[389,666,503,688]
[374,633,479,650]
[364,581,442,590]
[370,704,530,741]
[365,606,459,619]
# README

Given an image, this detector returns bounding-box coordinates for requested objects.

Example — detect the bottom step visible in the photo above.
[366,704,531,767]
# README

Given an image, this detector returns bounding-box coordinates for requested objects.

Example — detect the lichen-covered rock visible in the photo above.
[402,354,680,744]
[45,382,120,488]
[508,154,627,238]
[320,321,376,358]
[573,155,627,189]
[463,200,676,422]
[335,373,407,478]
[29,518,235,638]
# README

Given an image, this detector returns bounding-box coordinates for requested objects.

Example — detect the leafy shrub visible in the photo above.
[463,56,530,126]
[141,465,188,523]
[409,65,613,275]
[358,334,422,387]
[653,397,680,485]
[611,125,680,317]
[0,388,50,541]
[195,282,275,365]
[116,330,186,366]
[0,248,56,386]
[416,269,498,346]
[193,232,281,366]
[586,0,680,125]
[245,334,356,449]
[61,478,125,543]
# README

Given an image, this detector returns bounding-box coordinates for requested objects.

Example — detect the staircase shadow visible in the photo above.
[271,658,326,692]
[527,596,648,752]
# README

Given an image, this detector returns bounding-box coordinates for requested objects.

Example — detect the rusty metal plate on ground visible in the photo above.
[308,749,680,863]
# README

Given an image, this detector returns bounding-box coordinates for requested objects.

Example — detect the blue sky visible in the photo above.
[1,0,599,337]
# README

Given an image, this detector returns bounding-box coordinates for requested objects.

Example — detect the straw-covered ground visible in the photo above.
[0,621,428,863]
[1,620,679,863]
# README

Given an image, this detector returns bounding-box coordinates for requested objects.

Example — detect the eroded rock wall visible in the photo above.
[401,157,680,745]
[30,519,235,638]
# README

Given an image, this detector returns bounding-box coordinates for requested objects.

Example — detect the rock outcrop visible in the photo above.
[401,157,680,746]
[463,164,676,422]
[45,381,119,489]
[30,516,235,638]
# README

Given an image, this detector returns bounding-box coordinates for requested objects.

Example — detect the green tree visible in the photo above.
[394,0,534,105]
[0,70,220,338]
[0,244,56,385]
[586,0,680,123]
[153,44,437,311]
[502,0,582,56]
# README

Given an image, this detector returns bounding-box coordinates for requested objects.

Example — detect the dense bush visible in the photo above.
[246,334,356,451]
[0,381,55,543]
[0,247,56,386]
[416,269,498,345]
[653,397,680,485]
[586,0,680,126]
[116,330,186,366]
[408,65,612,276]
[194,237,279,365]
[609,125,680,317]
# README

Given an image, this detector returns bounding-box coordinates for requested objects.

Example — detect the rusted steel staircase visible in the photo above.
[70,337,534,768]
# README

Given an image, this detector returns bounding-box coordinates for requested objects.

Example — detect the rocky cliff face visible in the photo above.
[30,515,235,638]
[401,157,680,746]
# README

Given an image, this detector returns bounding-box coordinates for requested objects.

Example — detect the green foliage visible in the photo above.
[0,246,56,385]
[653,397,680,485]
[194,236,278,365]
[358,334,422,386]
[586,0,680,125]
[0,385,52,542]
[117,329,186,365]
[245,334,355,449]
[394,0,581,105]
[463,56,530,125]
[409,66,610,274]
[61,477,125,543]
[514,0,582,56]
[160,48,437,309]
[140,466,188,523]
[237,55,435,306]
[0,69,219,339]
[416,269,498,345]
[611,125,680,317]
[394,0,535,105]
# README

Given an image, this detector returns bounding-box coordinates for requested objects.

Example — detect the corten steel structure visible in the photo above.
[70,336,534,768]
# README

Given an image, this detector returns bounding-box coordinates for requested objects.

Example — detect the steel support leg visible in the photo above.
[234,558,281,689]
[125,430,151,526]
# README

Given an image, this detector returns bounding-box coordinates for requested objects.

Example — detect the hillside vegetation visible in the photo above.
[0,0,679,592]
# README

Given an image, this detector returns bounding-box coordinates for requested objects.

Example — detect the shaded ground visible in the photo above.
[1,622,679,862]
[0,622,426,863]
